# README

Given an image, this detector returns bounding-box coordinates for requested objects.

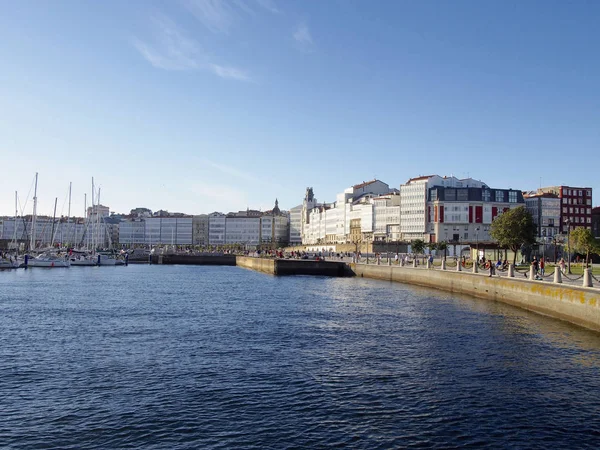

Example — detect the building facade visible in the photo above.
[524,193,561,238]
[537,185,593,233]
[427,184,525,256]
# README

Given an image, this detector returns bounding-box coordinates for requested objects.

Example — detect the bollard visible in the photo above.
[388,258,391,266]
[456,261,462,272]
[427,260,432,269]
[441,259,446,270]
[508,264,515,278]
[583,268,593,287]
[472,262,478,274]
[553,268,562,284]
[413,259,417,268]
[529,264,535,280]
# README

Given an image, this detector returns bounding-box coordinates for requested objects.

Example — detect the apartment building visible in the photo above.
[537,185,593,233]
[523,192,561,238]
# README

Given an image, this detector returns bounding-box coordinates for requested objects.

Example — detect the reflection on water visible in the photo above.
[1,266,600,449]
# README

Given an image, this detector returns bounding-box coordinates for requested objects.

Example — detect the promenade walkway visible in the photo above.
[324,255,599,290]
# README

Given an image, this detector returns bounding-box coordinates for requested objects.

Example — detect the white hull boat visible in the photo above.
[70,256,97,266]
[26,254,71,268]
[97,254,124,266]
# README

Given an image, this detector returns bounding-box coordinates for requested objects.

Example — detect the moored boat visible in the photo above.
[26,253,71,268]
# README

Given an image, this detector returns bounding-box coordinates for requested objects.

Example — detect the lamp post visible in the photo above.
[566,219,572,274]
[444,227,448,261]
[475,226,480,263]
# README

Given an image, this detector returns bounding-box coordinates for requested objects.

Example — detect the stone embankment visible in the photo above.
[236,256,349,276]
[351,263,600,332]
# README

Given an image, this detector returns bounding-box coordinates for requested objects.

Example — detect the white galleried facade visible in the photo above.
[143,217,193,245]
[301,180,399,246]
[289,204,303,245]
[400,175,486,241]
[116,201,289,248]
[0,216,87,249]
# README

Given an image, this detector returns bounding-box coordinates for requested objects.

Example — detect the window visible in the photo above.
[446,189,456,201]
[482,189,491,202]
[464,232,468,239]
[579,190,583,196]
[457,189,468,201]
[495,190,504,202]
[587,190,592,196]
[508,191,517,203]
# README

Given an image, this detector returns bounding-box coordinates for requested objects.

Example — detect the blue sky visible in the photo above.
[1,0,599,217]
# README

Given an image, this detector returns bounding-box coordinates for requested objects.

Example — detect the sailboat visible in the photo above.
[24,173,70,268]
[91,180,124,266]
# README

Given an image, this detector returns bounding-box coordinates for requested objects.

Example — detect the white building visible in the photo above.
[301,180,397,246]
[142,217,193,245]
[208,213,226,246]
[192,215,209,246]
[289,205,303,245]
[400,175,486,241]
[119,220,146,246]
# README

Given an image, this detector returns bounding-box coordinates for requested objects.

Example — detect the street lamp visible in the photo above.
[475,226,480,262]
[566,219,572,274]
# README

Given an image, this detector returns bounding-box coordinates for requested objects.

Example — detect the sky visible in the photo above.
[1,0,599,217]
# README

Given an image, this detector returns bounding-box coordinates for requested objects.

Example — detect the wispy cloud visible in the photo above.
[184,0,280,34]
[132,14,201,70]
[209,64,251,81]
[293,22,314,51]
[184,0,235,34]
[254,0,280,14]
[132,13,250,81]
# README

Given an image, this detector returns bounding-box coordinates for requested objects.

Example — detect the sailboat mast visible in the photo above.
[31,172,38,251]
[97,187,101,249]
[50,197,58,247]
[84,193,88,250]
[67,182,72,246]
[13,191,18,252]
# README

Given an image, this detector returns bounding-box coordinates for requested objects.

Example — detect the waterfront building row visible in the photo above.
[118,200,289,247]
[293,176,594,255]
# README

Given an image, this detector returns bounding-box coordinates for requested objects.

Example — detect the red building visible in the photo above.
[537,186,592,234]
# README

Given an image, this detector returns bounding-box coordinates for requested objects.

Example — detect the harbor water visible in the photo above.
[1,265,600,449]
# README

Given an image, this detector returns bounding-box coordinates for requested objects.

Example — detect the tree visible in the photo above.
[437,241,448,260]
[489,206,536,265]
[412,239,425,255]
[426,242,437,255]
[569,227,600,267]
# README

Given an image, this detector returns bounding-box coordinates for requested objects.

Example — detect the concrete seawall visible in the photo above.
[151,254,237,265]
[236,256,349,276]
[351,263,600,332]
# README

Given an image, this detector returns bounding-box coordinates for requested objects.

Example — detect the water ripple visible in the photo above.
[2,266,600,449]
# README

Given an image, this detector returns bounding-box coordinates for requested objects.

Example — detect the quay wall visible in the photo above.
[151,254,236,265]
[236,257,349,276]
[235,256,276,274]
[351,264,600,332]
